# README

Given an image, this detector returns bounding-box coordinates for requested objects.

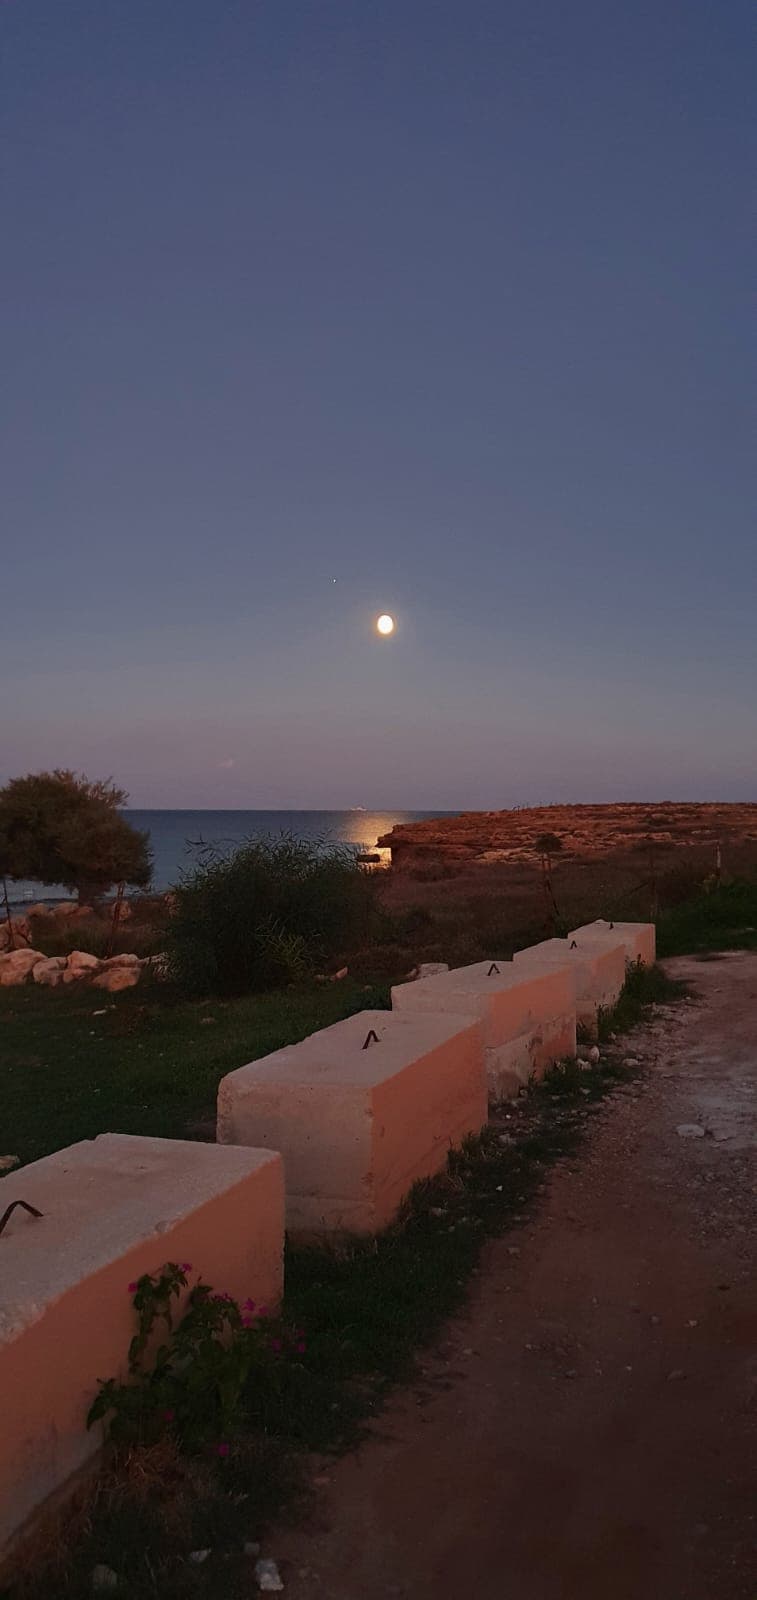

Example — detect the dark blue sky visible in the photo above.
[3,0,755,807]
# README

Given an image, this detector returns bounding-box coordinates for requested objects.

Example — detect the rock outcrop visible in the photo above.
[0,948,155,989]
[92,966,141,992]
[378,802,757,871]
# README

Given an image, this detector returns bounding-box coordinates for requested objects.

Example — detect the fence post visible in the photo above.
[107,881,125,959]
[2,877,15,952]
[648,842,658,921]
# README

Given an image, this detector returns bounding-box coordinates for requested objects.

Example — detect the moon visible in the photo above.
[376,613,395,636]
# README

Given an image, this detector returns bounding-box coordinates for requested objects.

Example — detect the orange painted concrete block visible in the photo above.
[0,1135,284,1551]
[391,960,576,1099]
[513,938,626,1035]
[568,919,656,968]
[218,1010,486,1236]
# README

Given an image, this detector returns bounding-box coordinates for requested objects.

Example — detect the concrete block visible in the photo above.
[391,960,576,1100]
[217,1009,486,1236]
[0,1134,284,1552]
[568,919,656,968]
[513,938,626,1036]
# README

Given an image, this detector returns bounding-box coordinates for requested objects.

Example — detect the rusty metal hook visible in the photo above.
[570,939,577,948]
[487,963,500,976]
[0,1200,43,1238]
[362,1029,380,1049]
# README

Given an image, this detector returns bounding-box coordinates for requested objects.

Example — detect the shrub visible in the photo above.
[88,1264,304,1452]
[165,834,378,996]
[657,876,757,956]
[29,912,164,961]
[0,770,151,903]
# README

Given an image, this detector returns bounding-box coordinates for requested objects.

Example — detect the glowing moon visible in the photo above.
[376,613,395,636]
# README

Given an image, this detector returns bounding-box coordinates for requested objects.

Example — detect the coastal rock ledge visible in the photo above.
[377,802,757,871]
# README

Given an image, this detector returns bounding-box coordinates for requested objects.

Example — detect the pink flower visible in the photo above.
[296,1341,306,1355]
[216,1442,230,1458]
[270,1338,283,1353]
[180,1262,192,1273]
[257,1305,269,1318]
[127,1282,138,1294]
[162,1409,175,1422]
[242,1316,253,1329]
[242,1299,256,1313]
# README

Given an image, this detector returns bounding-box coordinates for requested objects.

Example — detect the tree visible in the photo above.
[0,770,151,903]
[534,831,563,932]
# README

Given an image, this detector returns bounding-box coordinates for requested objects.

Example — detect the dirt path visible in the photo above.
[272,955,757,1600]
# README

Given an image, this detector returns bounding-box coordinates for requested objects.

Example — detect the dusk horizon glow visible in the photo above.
[3,1,754,809]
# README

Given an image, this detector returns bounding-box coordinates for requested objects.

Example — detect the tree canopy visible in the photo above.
[0,770,152,902]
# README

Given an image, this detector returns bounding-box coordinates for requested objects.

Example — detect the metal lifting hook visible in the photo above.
[0,1200,43,1238]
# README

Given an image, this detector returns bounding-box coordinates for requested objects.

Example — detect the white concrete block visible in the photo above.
[568,919,656,968]
[0,1135,284,1553]
[217,1009,486,1236]
[391,960,576,1100]
[513,937,626,1035]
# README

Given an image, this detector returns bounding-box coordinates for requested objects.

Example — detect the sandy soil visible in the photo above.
[270,955,757,1599]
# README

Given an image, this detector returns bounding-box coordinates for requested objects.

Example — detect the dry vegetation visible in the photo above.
[367,802,757,973]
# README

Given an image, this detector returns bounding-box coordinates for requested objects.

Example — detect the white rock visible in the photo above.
[255,1557,284,1592]
[189,1549,211,1564]
[0,950,45,986]
[576,1058,591,1071]
[417,962,450,978]
[92,966,140,993]
[0,1156,20,1174]
[33,957,67,987]
[0,918,31,952]
[676,1123,706,1139]
[66,950,102,973]
[588,1045,601,1064]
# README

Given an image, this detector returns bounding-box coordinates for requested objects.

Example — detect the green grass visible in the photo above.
[597,956,689,1039]
[0,979,389,1168]
[4,964,682,1600]
[656,876,757,957]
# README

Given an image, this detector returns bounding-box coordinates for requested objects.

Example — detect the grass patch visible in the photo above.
[4,964,681,1599]
[597,958,689,1041]
[0,980,389,1168]
[656,877,757,957]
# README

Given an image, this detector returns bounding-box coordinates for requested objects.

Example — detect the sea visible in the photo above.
[6,809,455,904]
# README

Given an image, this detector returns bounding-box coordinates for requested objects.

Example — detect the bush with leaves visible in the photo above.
[165,833,377,995]
[88,1264,305,1453]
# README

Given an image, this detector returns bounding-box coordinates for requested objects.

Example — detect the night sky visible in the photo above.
[3,1,754,807]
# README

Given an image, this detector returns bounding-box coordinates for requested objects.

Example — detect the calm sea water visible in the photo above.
[8,809,454,903]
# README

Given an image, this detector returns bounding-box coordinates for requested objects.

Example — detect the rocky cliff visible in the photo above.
[378,802,757,870]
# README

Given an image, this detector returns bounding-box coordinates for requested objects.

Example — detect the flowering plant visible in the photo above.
[87,1264,305,1451]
